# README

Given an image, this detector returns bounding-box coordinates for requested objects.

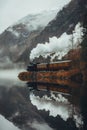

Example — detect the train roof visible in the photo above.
[38,60,72,65]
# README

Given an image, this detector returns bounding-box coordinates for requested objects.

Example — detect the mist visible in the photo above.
[0,69,26,87]
[0,0,72,34]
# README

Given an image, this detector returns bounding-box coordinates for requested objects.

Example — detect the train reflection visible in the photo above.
[27,80,82,95]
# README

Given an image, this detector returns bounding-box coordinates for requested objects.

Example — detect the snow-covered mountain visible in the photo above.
[7,10,58,38]
[0,10,58,68]
[0,0,87,68]
[18,0,87,64]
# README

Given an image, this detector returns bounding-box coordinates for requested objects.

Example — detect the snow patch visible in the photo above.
[7,27,20,37]
[30,23,83,61]
[18,10,58,32]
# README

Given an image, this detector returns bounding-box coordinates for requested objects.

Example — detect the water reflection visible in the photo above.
[0,69,87,130]
[27,79,87,130]
[30,92,83,128]
[28,81,82,127]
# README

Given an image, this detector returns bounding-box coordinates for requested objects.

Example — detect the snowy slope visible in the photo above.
[6,0,72,37]
[17,10,58,32]
[0,0,72,34]
[7,10,58,37]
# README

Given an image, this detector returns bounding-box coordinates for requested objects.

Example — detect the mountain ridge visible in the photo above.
[19,0,87,64]
[0,10,58,68]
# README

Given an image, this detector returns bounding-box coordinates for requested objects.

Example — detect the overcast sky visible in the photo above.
[0,0,71,34]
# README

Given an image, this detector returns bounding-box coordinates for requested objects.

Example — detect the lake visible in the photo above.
[0,69,87,130]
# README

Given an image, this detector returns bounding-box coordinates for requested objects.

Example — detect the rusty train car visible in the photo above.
[18,60,72,82]
[27,60,72,71]
[18,60,82,83]
[18,60,83,83]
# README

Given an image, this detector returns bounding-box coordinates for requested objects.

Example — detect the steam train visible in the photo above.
[26,60,72,71]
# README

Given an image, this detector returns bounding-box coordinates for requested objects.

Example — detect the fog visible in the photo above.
[0,0,72,33]
[0,69,26,87]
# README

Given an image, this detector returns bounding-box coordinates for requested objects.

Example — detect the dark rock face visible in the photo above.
[81,0,87,61]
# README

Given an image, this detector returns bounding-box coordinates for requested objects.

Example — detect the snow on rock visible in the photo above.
[17,0,72,32]
[7,27,20,37]
[7,10,58,36]
[6,0,72,37]
[30,23,83,61]
[18,10,58,32]
[0,114,21,130]
[0,0,72,34]
[30,92,83,128]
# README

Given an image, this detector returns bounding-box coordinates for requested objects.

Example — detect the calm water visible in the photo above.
[0,70,87,130]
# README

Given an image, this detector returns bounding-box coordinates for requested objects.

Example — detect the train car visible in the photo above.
[27,60,72,71]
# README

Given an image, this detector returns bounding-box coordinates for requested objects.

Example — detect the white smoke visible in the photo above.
[30,23,83,61]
